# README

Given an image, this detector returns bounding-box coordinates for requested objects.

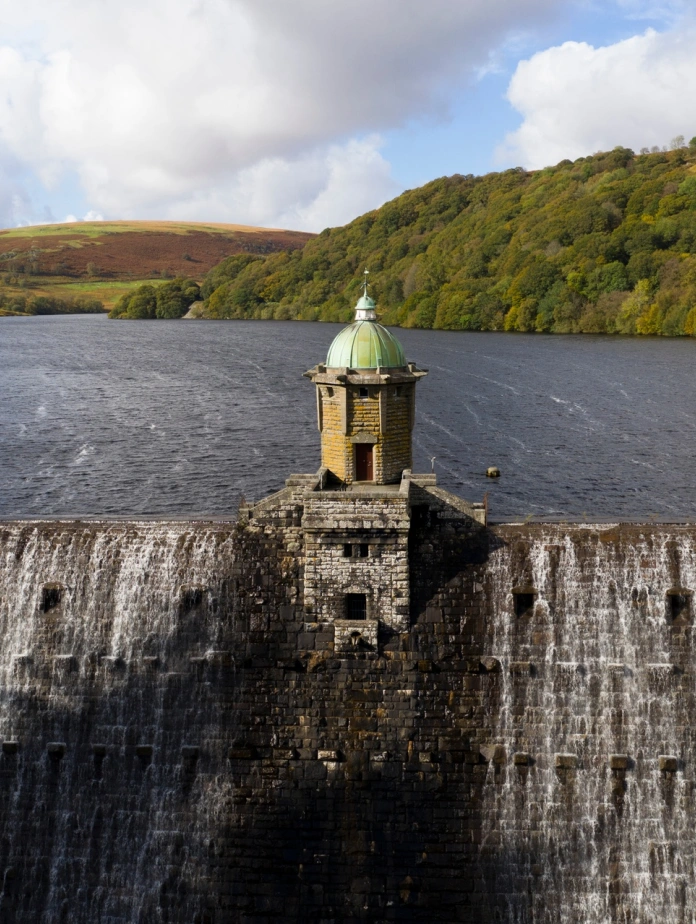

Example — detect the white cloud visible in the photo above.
[0,140,33,227]
[167,136,398,232]
[500,24,696,168]
[62,210,104,223]
[0,0,560,230]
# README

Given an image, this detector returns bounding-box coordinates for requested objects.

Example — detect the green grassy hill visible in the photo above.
[194,145,696,336]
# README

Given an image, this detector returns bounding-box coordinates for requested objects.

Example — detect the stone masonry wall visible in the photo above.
[473,523,696,924]
[0,511,495,924]
[319,387,348,480]
[2,504,696,922]
[318,385,412,484]
[303,492,410,630]
[381,387,413,484]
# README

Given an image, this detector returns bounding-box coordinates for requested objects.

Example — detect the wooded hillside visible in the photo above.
[197,146,696,335]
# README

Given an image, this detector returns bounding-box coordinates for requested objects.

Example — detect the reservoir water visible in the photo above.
[1,314,695,520]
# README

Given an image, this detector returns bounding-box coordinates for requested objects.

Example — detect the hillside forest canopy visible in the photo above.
[111,141,696,337]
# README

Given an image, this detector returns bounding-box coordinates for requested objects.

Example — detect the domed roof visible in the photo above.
[326,319,406,369]
[326,270,407,370]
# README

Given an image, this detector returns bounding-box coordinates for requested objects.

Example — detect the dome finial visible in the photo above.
[355,268,377,321]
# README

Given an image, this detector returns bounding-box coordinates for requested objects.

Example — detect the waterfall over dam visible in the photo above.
[1,508,695,922]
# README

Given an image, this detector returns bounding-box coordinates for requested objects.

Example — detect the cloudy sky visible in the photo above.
[0,0,694,231]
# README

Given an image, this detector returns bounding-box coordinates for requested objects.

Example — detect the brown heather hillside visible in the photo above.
[0,220,314,311]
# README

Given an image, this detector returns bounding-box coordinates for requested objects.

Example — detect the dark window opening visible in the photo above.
[395,386,403,397]
[346,593,367,621]
[326,386,334,398]
[359,544,369,558]
[181,586,204,613]
[41,585,62,612]
[668,591,691,622]
[514,591,536,618]
[343,544,353,558]
[359,387,369,398]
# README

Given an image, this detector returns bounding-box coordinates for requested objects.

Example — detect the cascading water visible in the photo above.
[480,525,696,924]
[0,521,240,923]
[5,513,696,922]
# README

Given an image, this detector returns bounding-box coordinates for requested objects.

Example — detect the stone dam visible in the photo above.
[3,289,696,922]
[1,474,696,922]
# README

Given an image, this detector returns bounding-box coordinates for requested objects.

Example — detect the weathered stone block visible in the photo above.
[480,657,501,673]
[480,745,506,765]
[228,747,257,760]
[659,755,678,772]
[417,659,437,672]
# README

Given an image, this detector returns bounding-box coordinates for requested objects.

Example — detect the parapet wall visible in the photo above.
[0,515,695,922]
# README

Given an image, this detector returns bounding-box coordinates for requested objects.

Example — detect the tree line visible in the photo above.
[0,292,103,316]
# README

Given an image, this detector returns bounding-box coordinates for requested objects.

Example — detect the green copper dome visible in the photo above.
[325,272,407,369]
[326,319,406,369]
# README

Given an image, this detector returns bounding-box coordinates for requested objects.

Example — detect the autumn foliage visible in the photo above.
[198,145,696,336]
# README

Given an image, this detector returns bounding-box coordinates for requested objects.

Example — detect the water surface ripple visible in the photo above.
[1,315,694,519]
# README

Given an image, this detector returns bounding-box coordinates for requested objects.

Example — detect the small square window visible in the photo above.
[395,386,403,397]
[359,387,369,398]
[514,592,536,618]
[180,586,203,613]
[326,386,334,398]
[346,593,367,620]
[41,585,62,612]
[667,591,691,623]
[343,544,352,558]
[359,544,369,558]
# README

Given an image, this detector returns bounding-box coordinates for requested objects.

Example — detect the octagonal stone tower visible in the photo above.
[304,280,427,485]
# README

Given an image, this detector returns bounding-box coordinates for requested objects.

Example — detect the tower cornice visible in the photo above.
[304,365,427,386]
